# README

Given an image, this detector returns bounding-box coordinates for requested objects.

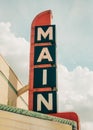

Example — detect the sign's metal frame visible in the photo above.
[29,10,57,113]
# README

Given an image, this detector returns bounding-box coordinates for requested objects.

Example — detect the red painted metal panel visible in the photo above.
[29,10,52,110]
[50,112,80,130]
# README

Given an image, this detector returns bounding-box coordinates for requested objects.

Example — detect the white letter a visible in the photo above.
[37,47,53,62]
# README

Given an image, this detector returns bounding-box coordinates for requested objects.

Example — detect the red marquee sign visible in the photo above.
[29,10,57,114]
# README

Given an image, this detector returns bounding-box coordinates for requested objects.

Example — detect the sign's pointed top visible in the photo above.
[32,10,52,26]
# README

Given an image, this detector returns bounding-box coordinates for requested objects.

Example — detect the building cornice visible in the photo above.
[0,104,76,129]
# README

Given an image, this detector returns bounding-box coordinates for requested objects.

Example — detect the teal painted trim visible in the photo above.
[0,71,17,95]
[0,104,77,130]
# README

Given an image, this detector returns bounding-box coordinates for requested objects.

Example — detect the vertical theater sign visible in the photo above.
[28,10,80,130]
[29,10,57,113]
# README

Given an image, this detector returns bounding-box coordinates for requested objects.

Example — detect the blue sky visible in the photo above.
[0,0,93,130]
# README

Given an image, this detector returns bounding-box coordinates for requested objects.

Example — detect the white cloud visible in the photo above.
[82,121,93,130]
[58,65,93,130]
[0,22,29,84]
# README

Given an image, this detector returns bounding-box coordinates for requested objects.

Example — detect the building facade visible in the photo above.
[0,55,28,109]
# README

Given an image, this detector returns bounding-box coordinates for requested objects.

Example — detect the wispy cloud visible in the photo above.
[0,22,29,84]
[58,64,93,130]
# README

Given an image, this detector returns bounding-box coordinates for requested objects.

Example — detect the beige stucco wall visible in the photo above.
[0,55,17,106]
[0,110,72,130]
[0,73,8,104]
[0,55,28,109]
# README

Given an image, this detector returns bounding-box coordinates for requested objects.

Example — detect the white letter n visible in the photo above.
[37,94,53,111]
